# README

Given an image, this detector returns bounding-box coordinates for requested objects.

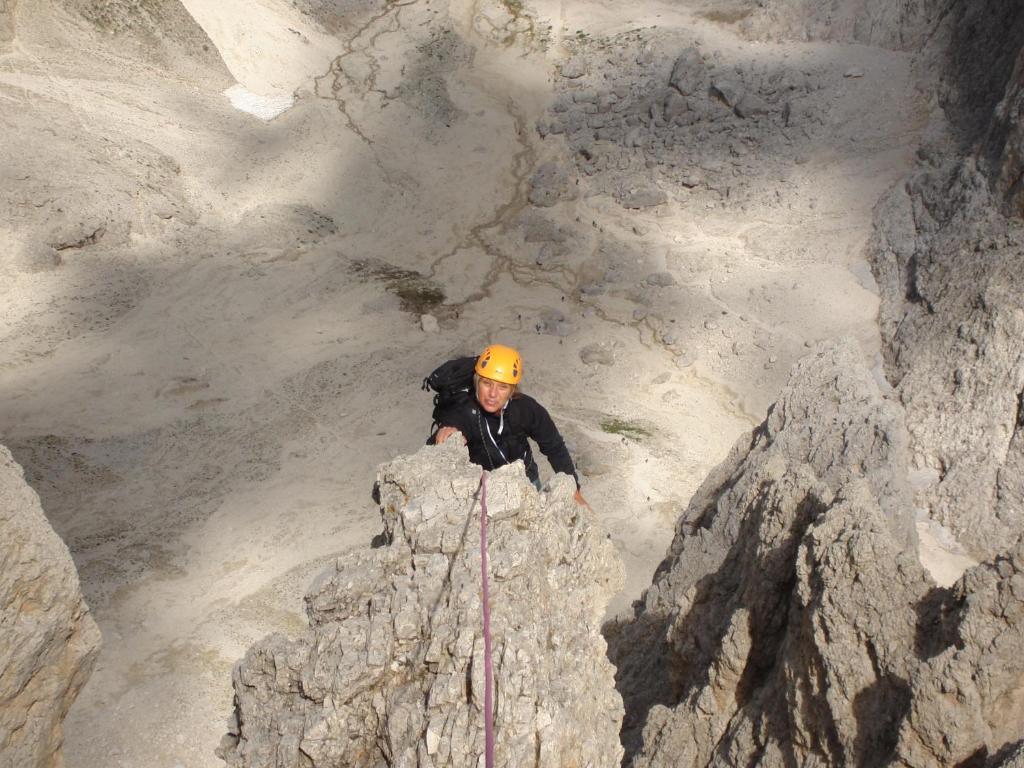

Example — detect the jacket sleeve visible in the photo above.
[431,399,480,444]
[522,396,580,488]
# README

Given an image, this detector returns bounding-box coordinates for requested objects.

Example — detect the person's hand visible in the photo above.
[435,426,465,445]
[574,489,591,509]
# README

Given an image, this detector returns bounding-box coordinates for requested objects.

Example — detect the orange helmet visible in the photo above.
[475,344,523,385]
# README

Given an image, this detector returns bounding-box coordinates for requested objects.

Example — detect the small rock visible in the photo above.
[844,67,865,78]
[734,92,771,119]
[663,90,688,121]
[579,344,614,366]
[617,183,667,209]
[646,271,676,287]
[528,163,579,207]
[420,314,440,333]
[559,57,587,79]
[679,169,704,188]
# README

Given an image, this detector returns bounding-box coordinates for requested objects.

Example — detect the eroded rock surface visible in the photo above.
[1,445,100,768]
[612,340,926,765]
[869,0,1024,560]
[219,440,624,767]
[616,340,1024,766]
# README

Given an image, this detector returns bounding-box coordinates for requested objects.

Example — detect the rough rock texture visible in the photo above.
[742,0,940,51]
[615,342,1024,766]
[1,444,101,768]
[612,340,927,766]
[893,542,1024,766]
[868,0,1024,560]
[219,440,624,767]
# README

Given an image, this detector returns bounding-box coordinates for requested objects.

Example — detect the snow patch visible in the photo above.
[224,84,293,121]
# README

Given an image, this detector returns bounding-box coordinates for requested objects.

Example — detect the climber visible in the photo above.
[428,343,589,506]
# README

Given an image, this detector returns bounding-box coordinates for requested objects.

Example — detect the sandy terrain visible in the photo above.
[0,0,965,765]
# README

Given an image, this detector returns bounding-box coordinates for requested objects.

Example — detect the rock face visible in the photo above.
[615,342,1024,766]
[1,445,101,768]
[613,341,927,766]
[868,0,1024,561]
[218,440,624,768]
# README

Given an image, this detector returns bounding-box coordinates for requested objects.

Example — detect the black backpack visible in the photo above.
[422,356,477,440]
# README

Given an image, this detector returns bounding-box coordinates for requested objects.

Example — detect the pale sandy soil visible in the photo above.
[0,1,969,766]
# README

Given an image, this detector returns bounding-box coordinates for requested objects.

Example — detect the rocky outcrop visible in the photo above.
[218,440,624,768]
[1,445,100,768]
[614,341,1024,766]
[893,541,1024,766]
[612,341,927,766]
[868,0,1024,561]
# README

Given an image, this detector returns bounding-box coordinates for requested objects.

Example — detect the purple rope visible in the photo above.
[480,472,495,768]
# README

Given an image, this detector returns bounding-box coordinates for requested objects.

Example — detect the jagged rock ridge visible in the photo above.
[615,342,1024,766]
[0,445,101,768]
[219,441,624,767]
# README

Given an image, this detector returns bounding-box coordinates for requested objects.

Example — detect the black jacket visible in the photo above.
[434,393,579,488]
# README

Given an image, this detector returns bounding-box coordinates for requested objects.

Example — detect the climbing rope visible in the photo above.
[479,471,495,768]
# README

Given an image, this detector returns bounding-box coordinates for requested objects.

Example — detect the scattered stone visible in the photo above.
[559,57,587,79]
[616,183,667,209]
[536,310,574,336]
[844,67,865,78]
[420,314,439,333]
[528,162,579,207]
[679,169,704,188]
[710,79,743,107]
[734,92,771,119]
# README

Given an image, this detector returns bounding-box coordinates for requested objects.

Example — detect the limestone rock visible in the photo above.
[867,1,1024,561]
[668,47,706,96]
[528,162,579,207]
[613,341,924,764]
[1,445,101,768]
[219,440,624,768]
[742,0,938,51]
[893,542,1024,767]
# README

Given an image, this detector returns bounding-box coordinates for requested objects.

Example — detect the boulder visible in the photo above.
[668,47,706,96]
[1,445,101,768]
[218,440,624,767]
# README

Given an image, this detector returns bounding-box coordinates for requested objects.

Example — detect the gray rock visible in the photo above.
[734,92,771,119]
[535,310,574,337]
[710,79,743,107]
[528,162,579,207]
[617,183,667,209]
[663,90,688,121]
[893,540,1024,766]
[867,13,1024,559]
[668,47,706,96]
[559,57,587,79]
[219,441,624,768]
[1,445,101,768]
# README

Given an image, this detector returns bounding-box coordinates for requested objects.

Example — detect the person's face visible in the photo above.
[476,375,514,414]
